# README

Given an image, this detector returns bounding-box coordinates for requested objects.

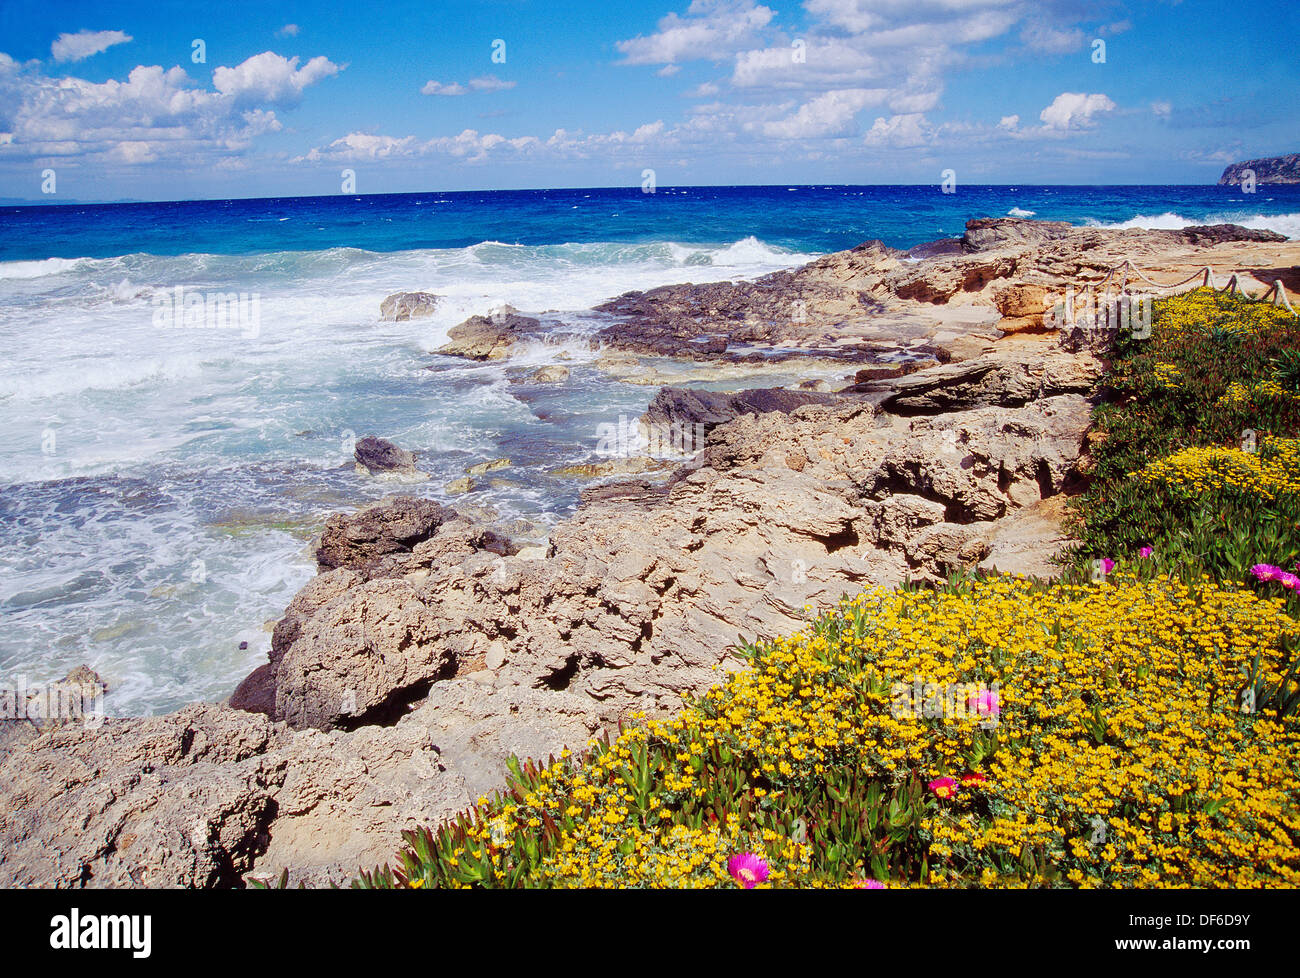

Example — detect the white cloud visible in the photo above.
[617,0,775,66]
[421,75,515,96]
[732,38,886,90]
[278,24,300,37]
[299,128,544,164]
[997,113,1019,130]
[762,88,885,138]
[51,29,132,64]
[468,75,515,92]
[0,50,338,165]
[864,112,933,148]
[1019,22,1085,53]
[1039,91,1116,130]
[307,132,417,160]
[1151,99,1172,119]
[422,80,469,96]
[212,52,341,106]
[805,0,1020,35]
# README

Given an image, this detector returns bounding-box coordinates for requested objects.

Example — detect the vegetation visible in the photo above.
[1068,288,1300,586]
[354,289,1300,888]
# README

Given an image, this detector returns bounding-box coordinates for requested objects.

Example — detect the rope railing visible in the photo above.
[1089,259,1295,314]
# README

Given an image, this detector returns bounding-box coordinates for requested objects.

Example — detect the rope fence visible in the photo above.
[1090,259,1295,314]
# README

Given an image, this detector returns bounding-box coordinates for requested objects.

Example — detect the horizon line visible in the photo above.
[0,179,1256,210]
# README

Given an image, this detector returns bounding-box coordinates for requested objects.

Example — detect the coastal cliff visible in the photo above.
[2,218,1297,887]
[1219,153,1300,185]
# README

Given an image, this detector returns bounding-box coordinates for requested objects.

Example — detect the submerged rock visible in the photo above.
[466,457,511,476]
[438,309,542,360]
[380,292,440,321]
[529,365,570,384]
[353,435,424,478]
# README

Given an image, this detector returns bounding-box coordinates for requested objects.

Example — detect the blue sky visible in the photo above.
[0,0,1296,201]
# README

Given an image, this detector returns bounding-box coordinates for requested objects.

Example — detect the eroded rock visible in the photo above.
[380,292,440,321]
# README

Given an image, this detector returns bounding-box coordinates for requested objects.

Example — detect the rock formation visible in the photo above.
[380,292,440,321]
[353,435,424,478]
[438,309,543,360]
[1219,154,1300,185]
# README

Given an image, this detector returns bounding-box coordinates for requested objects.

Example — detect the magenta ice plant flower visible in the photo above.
[727,852,769,889]
[927,776,957,800]
[967,688,1000,718]
[1138,547,1154,558]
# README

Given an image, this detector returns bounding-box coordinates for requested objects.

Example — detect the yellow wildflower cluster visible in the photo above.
[1152,362,1182,390]
[1154,286,1296,338]
[1218,379,1300,409]
[1135,437,1300,502]
[434,573,1300,888]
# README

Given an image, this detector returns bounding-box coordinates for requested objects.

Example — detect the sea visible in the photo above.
[2,184,1298,715]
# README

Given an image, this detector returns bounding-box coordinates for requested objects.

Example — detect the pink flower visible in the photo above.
[1138,547,1154,558]
[928,776,957,800]
[854,878,887,888]
[1280,572,1300,592]
[727,852,769,889]
[1252,564,1284,582]
[1101,558,1115,574]
[967,689,1000,718]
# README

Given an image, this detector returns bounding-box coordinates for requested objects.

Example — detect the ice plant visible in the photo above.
[854,878,887,889]
[1139,547,1154,558]
[1251,564,1300,591]
[927,777,957,800]
[966,688,1000,718]
[727,852,769,889]
[1101,558,1116,574]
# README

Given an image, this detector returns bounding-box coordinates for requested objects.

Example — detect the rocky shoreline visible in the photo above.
[2,217,1297,887]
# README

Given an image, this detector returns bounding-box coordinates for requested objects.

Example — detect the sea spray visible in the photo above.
[151,286,261,338]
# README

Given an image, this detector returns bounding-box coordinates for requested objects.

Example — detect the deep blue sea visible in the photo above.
[1,184,1297,715]
[3,184,1298,260]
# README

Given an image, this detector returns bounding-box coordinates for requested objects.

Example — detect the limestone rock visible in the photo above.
[380,292,439,321]
[439,310,541,360]
[530,365,570,384]
[1218,154,1300,186]
[467,458,511,476]
[642,387,844,434]
[315,496,457,572]
[354,435,423,477]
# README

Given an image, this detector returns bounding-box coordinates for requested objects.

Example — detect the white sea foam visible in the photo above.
[0,256,88,279]
[1087,211,1300,240]
[0,235,816,713]
[1007,207,1037,218]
